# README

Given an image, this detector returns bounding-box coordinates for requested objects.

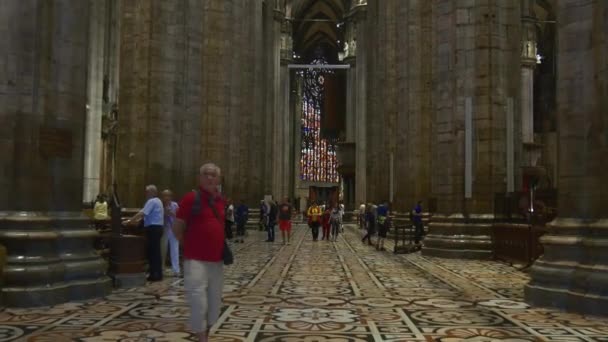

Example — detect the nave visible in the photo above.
[1,226,607,341]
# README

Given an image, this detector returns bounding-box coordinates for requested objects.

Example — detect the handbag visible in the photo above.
[190,190,234,265]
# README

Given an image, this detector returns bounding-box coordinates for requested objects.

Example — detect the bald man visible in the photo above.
[161,189,180,277]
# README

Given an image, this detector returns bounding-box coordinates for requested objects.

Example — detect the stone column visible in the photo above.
[350,2,368,206]
[365,0,391,203]
[525,0,608,315]
[520,0,543,174]
[423,0,521,259]
[279,20,293,199]
[248,0,266,204]
[270,7,286,199]
[339,13,358,210]
[0,0,110,307]
[118,0,203,206]
[520,3,536,145]
[394,0,433,212]
[83,0,108,204]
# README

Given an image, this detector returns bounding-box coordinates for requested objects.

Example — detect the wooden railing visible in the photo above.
[492,191,555,267]
[492,223,548,267]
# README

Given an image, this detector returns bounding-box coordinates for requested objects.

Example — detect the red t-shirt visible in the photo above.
[176,188,225,262]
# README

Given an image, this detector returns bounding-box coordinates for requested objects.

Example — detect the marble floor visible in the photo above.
[2,225,608,341]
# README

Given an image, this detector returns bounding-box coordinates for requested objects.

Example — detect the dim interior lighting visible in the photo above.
[536,54,543,64]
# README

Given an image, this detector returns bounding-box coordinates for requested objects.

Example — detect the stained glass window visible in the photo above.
[299,56,339,183]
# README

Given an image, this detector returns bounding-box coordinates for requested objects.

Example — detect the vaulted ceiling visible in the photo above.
[289,0,349,59]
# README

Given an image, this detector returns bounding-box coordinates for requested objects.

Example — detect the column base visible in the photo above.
[0,212,111,307]
[110,272,147,288]
[525,218,608,316]
[422,214,493,260]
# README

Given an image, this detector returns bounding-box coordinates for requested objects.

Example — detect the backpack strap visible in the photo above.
[191,190,202,218]
[187,189,222,232]
[207,195,222,223]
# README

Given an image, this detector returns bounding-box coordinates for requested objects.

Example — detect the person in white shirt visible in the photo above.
[161,190,180,277]
[358,203,366,230]
[123,185,164,281]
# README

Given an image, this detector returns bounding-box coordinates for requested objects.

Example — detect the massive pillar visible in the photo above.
[423,0,521,259]
[83,0,108,204]
[84,0,121,202]
[349,2,368,206]
[525,0,608,315]
[394,0,433,212]
[117,0,188,206]
[268,3,289,200]
[340,12,358,210]
[520,1,536,145]
[280,21,293,200]
[366,0,393,203]
[0,0,110,306]
[248,0,267,205]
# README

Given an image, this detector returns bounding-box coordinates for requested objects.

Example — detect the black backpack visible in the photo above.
[269,202,278,221]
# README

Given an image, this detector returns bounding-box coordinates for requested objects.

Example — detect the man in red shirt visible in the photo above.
[173,163,225,342]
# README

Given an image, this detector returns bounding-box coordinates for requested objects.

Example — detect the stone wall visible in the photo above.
[117,1,268,207]
[364,0,521,257]
[394,0,434,212]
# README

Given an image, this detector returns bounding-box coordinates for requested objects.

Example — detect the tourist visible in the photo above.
[361,203,376,245]
[412,201,424,245]
[259,200,267,231]
[321,206,331,240]
[172,163,226,342]
[339,201,345,233]
[123,185,164,282]
[376,201,389,251]
[235,200,249,243]
[266,199,278,242]
[93,194,109,220]
[278,198,293,245]
[330,205,342,241]
[307,201,322,241]
[359,202,366,230]
[161,190,180,277]
[225,199,234,240]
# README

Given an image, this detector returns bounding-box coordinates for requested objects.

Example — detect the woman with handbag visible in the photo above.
[172,163,232,342]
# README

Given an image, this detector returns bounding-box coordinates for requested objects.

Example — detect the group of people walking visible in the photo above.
[108,166,425,342]
[224,199,249,243]
[306,201,344,242]
[259,197,294,245]
[359,201,425,251]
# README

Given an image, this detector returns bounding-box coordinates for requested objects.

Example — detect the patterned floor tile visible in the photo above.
[1,225,607,341]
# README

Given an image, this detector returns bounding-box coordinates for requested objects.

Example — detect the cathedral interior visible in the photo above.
[0,0,607,341]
